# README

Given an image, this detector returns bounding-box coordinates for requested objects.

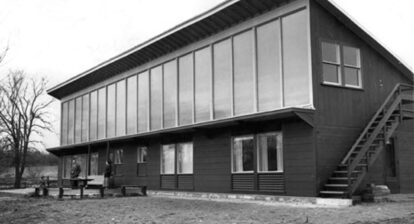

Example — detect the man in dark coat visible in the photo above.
[70,162,81,188]
[104,160,112,188]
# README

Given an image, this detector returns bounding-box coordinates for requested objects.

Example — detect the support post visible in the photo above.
[80,186,84,199]
[100,186,105,198]
[59,187,64,199]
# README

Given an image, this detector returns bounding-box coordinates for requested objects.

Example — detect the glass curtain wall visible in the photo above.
[61,9,310,145]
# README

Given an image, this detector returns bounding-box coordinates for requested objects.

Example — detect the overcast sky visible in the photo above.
[1,0,413,149]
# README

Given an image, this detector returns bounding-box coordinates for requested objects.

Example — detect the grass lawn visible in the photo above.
[0,195,413,224]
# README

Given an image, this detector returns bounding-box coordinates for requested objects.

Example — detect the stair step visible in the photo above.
[329,177,356,180]
[338,163,368,167]
[333,170,361,174]
[357,143,380,148]
[325,184,348,187]
[320,191,346,195]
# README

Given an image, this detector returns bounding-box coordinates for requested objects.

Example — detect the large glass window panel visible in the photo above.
[67,100,75,144]
[150,66,162,130]
[89,153,99,176]
[97,87,106,139]
[177,143,193,174]
[138,71,149,133]
[81,94,89,142]
[89,91,98,141]
[75,97,82,143]
[61,102,68,145]
[178,54,193,125]
[116,80,126,136]
[195,47,212,123]
[126,75,137,134]
[257,133,283,172]
[163,60,177,128]
[282,10,310,107]
[213,39,232,119]
[257,20,282,111]
[161,144,175,174]
[233,30,254,115]
[232,136,254,173]
[107,84,116,138]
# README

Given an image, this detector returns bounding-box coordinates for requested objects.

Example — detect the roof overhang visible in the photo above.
[47,0,291,99]
[47,107,314,155]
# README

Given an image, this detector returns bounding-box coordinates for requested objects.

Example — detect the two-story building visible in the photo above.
[47,0,414,198]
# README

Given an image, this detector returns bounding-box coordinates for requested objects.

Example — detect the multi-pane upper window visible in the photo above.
[322,41,362,88]
[232,132,283,173]
[60,9,311,146]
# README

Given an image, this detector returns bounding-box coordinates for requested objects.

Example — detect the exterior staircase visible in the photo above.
[320,83,414,198]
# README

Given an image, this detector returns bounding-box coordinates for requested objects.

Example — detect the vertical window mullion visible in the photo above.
[210,45,214,121]
[230,36,235,117]
[279,19,285,108]
[253,27,258,113]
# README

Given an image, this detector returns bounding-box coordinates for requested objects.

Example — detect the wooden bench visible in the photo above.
[86,175,104,189]
[121,185,147,196]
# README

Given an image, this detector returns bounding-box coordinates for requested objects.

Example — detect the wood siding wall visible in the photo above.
[57,119,316,196]
[310,1,414,193]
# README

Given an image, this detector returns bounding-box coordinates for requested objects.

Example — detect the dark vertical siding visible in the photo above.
[283,120,316,196]
[193,131,232,193]
[395,122,414,193]
[310,1,414,193]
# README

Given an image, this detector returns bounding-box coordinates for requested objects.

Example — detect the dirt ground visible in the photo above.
[0,195,413,224]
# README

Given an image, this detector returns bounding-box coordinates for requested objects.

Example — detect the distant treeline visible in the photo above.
[0,150,58,170]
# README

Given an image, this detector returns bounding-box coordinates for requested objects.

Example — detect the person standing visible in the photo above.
[70,162,81,188]
[104,160,112,188]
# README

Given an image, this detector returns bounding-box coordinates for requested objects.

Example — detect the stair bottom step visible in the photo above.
[320,191,346,195]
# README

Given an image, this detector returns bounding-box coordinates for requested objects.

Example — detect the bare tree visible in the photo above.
[0,70,54,188]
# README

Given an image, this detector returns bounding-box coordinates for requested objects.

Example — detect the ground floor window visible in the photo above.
[231,132,284,193]
[160,142,194,190]
[161,144,176,174]
[257,133,283,172]
[137,147,148,177]
[232,132,283,173]
[161,143,193,174]
[62,154,88,178]
[113,149,124,164]
[232,136,254,173]
[90,152,99,175]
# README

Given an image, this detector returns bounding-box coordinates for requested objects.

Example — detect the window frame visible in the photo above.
[256,132,284,173]
[176,142,194,175]
[231,135,255,174]
[160,142,194,175]
[113,148,124,165]
[321,40,363,89]
[137,146,148,164]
